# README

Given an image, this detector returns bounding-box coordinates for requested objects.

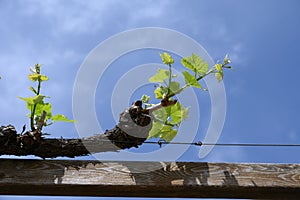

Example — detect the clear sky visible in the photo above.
[0,0,300,199]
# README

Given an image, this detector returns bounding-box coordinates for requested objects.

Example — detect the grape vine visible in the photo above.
[143,52,232,142]
[18,64,75,132]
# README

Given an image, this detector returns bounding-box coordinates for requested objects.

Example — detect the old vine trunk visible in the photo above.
[0,101,152,158]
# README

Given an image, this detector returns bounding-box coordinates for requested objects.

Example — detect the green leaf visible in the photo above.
[182,107,189,120]
[28,74,40,82]
[215,71,223,82]
[165,102,188,125]
[19,95,45,105]
[169,81,180,93]
[34,103,53,120]
[154,86,167,99]
[171,109,182,124]
[160,52,174,65]
[215,63,223,72]
[181,53,208,75]
[148,121,178,142]
[160,126,177,142]
[141,94,150,103]
[147,121,164,139]
[33,95,48,104]
[28,74,48,82]
[153,108,168,122]
[159,125,177,142]
[181,58,195,72]
[149,69,170,83]
[215,63,224,82]
[29,86,37,94]
[169,102,182,124]
[19,96,35,105]
[52,114,76,123]
[40,74,49,81]
[182,71,202,89]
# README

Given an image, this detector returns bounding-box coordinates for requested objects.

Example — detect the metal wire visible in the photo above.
[108,139,300,147]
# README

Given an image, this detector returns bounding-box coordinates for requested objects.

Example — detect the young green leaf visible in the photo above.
[161,128,177,142]
[182,71,202,89]
[28,74,49,82]
[149,69,170,83]
[146,52,233,143]
[141,94,150,104]
[19,95,47,105]
[182,107,189,120]
[181,53,208,75]
[29,86,37,94]
[20,63,75,131]
[147,121,164,139]
[160,52,174,65]
[34,103,52,120]
[165,102,188,125]
[215,63,224,82]
[152,108,168,122]
[174,102,186,124]
[169,81,180,93]
[215,63,222,72]
[147,121,178,142]
[159,125,177,142]
[154,86,167,99]
[40,75,49,81]
[215,71,223,82]
[33,95,48,104]
[52,114,76,122]
[19,96,35,105]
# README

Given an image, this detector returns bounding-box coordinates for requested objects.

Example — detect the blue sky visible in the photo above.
[0,0,300,199]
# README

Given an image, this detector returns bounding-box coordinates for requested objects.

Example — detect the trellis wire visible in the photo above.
[107,139,300,148]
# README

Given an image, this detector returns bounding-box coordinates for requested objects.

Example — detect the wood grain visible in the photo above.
[0,159,300,199]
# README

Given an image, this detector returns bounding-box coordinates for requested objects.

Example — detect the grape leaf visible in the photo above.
[160,52,174,65]
[28,74,48,82]
[154,86,167,99]
[182,107,189,120]
[153,107,168,122]
[29,86,37,94]
[165,102,189,125]
[169,81,180,93]
[215,63,223,72]
[159,125,177,142]
[149,69,170,83]
[215,63,224,82]
[141,94,150,103]
[19,96,35,105]
[147,121,164,139]
[19,95,47,105]
[182,71,202,89]
[161,129,177,142]
[52,114,76,122]
[181,53,208,75]
[215,71,223,82]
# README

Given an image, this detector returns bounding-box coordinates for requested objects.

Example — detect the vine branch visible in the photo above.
[0,101,152,159]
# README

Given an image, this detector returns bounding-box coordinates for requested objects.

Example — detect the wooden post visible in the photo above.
[0,158,300,199]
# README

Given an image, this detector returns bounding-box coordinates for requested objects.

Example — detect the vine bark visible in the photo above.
[0,101,152,159]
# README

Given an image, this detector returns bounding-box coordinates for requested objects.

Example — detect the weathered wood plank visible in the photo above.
[0,159,300,199]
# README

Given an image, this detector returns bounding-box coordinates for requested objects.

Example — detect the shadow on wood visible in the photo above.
[0,158,300,199]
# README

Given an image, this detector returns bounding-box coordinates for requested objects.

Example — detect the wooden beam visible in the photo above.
[0,159,300,199]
